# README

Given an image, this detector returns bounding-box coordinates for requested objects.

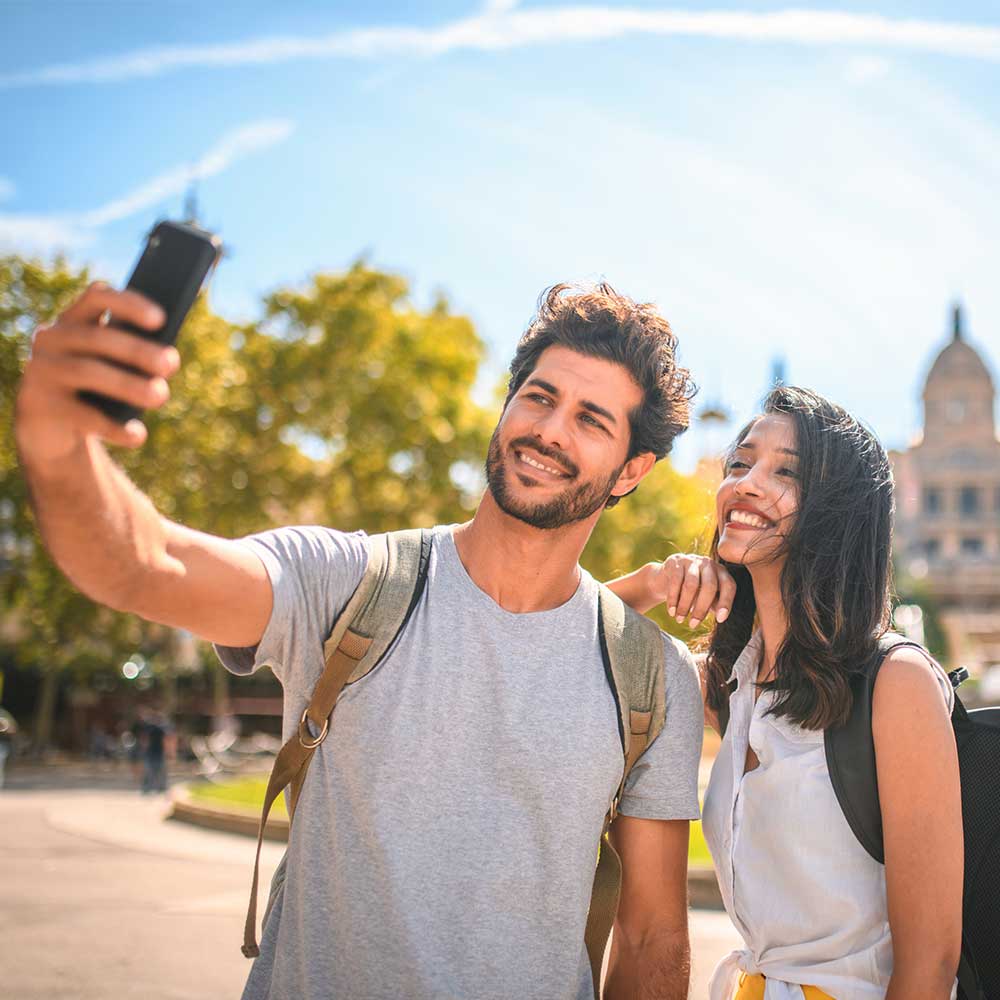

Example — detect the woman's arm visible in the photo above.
[874,648,963,1000]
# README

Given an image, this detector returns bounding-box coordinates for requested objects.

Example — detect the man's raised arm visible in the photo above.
[14,282,271,649]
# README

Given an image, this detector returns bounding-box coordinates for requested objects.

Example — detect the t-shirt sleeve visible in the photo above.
[213,526,369,694]
[618,633,703,821]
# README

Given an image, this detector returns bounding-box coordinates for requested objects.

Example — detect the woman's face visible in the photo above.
[716,412,800,569]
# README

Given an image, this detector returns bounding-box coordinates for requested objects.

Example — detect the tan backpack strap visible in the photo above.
[242,529,430,959]
[585,816,623,999]
[583,586,667,996]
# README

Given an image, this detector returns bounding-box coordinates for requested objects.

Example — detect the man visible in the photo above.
[15,280,731,999]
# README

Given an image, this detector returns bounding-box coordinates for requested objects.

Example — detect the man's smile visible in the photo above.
[514,447,572,479]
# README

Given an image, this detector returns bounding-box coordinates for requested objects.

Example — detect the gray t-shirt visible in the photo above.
[217,524,703,1000]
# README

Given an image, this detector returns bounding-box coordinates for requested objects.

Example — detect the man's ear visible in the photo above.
[610,451,657,498]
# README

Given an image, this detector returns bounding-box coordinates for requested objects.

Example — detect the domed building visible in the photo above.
[891,304,1000,672]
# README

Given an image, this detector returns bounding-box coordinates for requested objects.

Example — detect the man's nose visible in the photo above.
[532,406,570,451]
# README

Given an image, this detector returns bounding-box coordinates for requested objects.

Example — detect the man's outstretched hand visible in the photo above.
[15,282,174,466]
[607,554,736,628]
[646,553,735,629]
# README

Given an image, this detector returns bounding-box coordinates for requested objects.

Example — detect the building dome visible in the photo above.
[926,339,994,390]
[921,303,996,446]
[925,304,994,387]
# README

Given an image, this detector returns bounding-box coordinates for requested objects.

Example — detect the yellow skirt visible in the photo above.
[734,971,835,1000]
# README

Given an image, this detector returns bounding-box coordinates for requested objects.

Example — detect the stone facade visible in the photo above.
[891,305,1000,672]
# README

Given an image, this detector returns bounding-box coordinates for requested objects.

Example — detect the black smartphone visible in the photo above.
[78,219,222,423]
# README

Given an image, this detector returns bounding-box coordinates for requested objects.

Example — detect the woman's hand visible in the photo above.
[606,555,735,628]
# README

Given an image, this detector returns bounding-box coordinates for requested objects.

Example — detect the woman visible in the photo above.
[620,386,962,1000]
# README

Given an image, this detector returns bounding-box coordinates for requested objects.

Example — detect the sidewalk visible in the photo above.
[7,753,724,907]
[2,755,203,792]
[2,786,739,998]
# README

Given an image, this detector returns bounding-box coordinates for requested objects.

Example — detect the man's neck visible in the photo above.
[452,493,599,613]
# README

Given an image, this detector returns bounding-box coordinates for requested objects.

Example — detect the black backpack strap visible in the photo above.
[824,634,926,864]
[957,940,986,1000]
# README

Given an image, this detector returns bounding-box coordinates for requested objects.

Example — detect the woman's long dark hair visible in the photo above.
[704,386,895,730]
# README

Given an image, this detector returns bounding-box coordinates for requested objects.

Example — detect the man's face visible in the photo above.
[486,346,644,530]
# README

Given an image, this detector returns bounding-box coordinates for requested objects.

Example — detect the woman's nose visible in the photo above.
[733,467,765,497]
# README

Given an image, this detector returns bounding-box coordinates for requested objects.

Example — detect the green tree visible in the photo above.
[0,257,131,749]
[892,569,948,663]
[250,262,493,530]
[1,256,495,746]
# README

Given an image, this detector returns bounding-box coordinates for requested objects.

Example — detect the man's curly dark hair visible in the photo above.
[505,282,695,506]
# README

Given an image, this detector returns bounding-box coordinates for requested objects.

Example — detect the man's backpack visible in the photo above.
[241,528,668,1000]
[718,634,1000,1000]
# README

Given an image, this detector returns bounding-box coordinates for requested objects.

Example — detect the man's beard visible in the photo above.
[485,430,623,530]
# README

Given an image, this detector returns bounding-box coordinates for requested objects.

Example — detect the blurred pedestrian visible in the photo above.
[0,708,17,790]
[141,711,170,793]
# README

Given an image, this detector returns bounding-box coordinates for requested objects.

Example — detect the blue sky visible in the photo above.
[3,1,999,471]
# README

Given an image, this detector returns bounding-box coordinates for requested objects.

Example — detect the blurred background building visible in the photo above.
[891,304,1000,675]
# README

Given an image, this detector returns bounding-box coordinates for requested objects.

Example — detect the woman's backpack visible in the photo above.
[718,634,1000,1000]
[825,635,1000,1000]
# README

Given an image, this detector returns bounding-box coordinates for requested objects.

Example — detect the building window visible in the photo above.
[960,537,983,556]
[959,486,980,517]
[925,538,941,560]
[924,488,942,515]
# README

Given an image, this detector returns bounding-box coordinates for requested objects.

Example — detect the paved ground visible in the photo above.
[0,764,740,999]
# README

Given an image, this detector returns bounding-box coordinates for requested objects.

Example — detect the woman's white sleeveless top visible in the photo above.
[701,631,956,1000]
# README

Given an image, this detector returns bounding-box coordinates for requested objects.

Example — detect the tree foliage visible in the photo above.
[0,257,139,682]
[0,256,496,739]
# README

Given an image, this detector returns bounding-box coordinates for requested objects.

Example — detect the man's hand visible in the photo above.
[15,282,174,466]
[648,554,735,629]
[14,281,272,649]
[606,555,736,628]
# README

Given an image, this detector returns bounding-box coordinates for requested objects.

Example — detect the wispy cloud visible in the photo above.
[77,119,294,227]
[845,54,892,84]
[0,119,295,253]
[2,6,999,89]
[0,177,14,201]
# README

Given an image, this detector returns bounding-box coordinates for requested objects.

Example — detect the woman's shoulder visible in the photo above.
[873,644,954,725]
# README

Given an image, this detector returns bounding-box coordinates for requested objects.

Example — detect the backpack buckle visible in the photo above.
[298,709,330,749]
[609,794,620,823]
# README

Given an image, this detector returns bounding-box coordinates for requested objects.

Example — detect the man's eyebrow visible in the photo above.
[526,377,558,395]
[581,400,617,425]
[525,377,618,425]
[735,441,799,457]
